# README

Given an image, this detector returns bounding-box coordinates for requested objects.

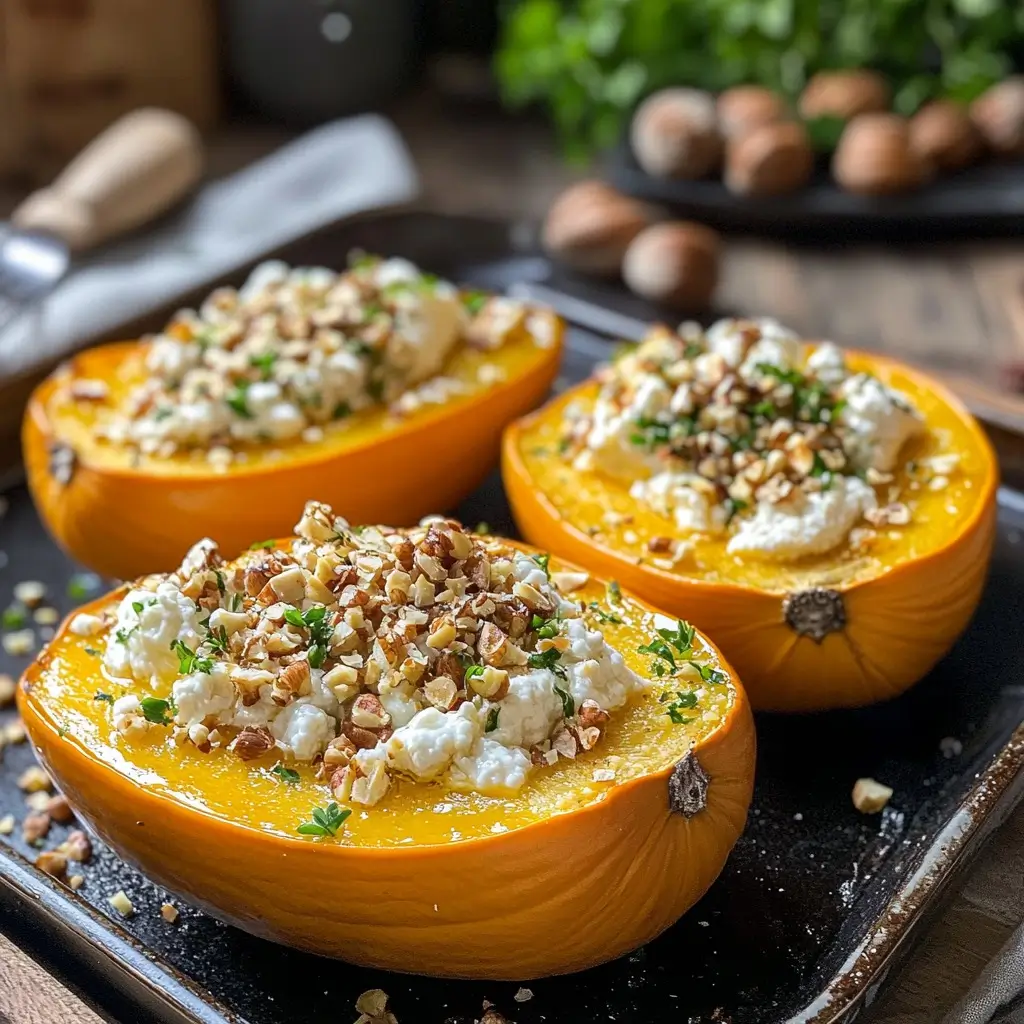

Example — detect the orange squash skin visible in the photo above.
[24,324,562,581]
[18,559,755,979]
[503,352,999,712]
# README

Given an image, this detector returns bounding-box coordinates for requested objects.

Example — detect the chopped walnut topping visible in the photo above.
[852,777,893,814]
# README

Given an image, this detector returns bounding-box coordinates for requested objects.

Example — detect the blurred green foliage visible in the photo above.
[495,0,1024,157]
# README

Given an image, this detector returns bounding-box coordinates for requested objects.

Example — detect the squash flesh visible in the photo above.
[28,576,733,848]
[515,354,990,594]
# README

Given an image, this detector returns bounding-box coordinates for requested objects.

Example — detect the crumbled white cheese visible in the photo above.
[68,613,104,637]
[806,342,847,385]
[630,472,724,533]
[563,619,643,711]
[486,669,566,750]
[380,704,478,780]
[728,476,877,560]
[103,583,204,686]
[449,738,532,795]
[172,665,234,729]
[270,700,335,761]
[838,373,924,471]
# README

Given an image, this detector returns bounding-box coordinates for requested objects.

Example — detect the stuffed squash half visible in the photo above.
[24,256,562,580]
[503,318,997,711]
[18,502,755,978]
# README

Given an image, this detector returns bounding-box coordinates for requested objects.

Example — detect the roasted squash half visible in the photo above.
[23,284,562,582]
[503,347,997,712]
[18,544,754,979]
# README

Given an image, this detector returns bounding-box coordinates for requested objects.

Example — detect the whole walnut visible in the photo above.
[542,180,650,276]
[725,121,814,196]
[970,77,1024,156]
[716,85,788,139]
[622,222,721,311]
[832,113,928,195]
[630,88,723,179]
[799,70,890,121]
[909,100,982,172]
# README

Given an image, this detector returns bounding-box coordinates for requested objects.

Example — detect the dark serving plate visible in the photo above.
[607,141,1024,240]
[1,212,1023,1024]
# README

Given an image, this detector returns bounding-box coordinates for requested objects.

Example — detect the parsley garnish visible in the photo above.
[284,606,331,668]
[115,627,135,645]
[139,696,175,726]
[638,621,697,677]
[531,553,551,577]
[464,664,485,681]
[660,689,698,724]
[474,521,491,535]
[485,707,500,732]
[629,416,671,449]
[84,647,100,657]
[214,571,226,596]
[94,692,114,704]
[588,601,622,625]
[249,351,277,380]
[606,580,623,605]
[2,605,26,629]
[462,290,488,315]
[272,764,301,784]
[297,802,351,838]
[724,497,749,525]
[531,614,559,639]
[553,683,575,719]
[229,593,243,612]
[249,539,277,550]
[225,384,252,419]
[349,252,379,271]
[169,640,214,675]
[527,646,566,678]
[66,573,100,601]
[206,625,230,654]
[332,401,352,420]
[131,599,155,616]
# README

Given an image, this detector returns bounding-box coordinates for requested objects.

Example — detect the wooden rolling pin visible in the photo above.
[10,107,203,251]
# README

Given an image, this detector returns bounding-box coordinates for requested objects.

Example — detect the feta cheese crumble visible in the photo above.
[561,318,930,560]
[97,501,648,806]
[87,256,544,460]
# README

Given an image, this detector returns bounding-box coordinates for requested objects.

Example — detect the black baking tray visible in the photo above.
[607,141,1024,240]
[2,212,1024,1024]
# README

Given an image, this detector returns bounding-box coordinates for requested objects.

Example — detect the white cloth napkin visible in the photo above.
[943,920,1024,1023]
[0,113,419,382]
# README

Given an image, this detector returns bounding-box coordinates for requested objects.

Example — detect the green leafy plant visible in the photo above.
[496,0,1024,156]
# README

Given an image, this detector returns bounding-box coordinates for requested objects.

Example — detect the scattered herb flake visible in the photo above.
[94,693,114,704]
[2,605,26,629]
[139,696,175,726]
[531,553,551,577]
[462,290,488,315]
[588,602,622,625]
[297,802,351,838]
[249,539,277,550]
[485,707,500,733]
[606,580,623,605]
[553,683,575,719]
[272,764,301,784]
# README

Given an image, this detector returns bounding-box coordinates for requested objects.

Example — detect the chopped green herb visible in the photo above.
[530,614,560,640]
[553,683,575,719]
[606,580,623,605]
[464,664,485,680]
[531,553,551,577]
[751,399,777,419]
[84,647,100,657]
[332,401,352,420]
[229,593,243,612]
[139,696,175,726]
[66,573,100,601]
[130,600,155,616]
[283,608,305,628]
[527,646,566,678]
[588,602,622,625]
[225,384,252,419]
[94,692,114,704]
[115,627,135,645]
[367,378,385,402]
[349,251,379,270]
[297,802,351,838]
[485,707,501,732]
[272,764,301,784]
[205,625,230,654]
[249,539,277,550]
[473,521,491,535]
[169,640,214,675]
[462,290,488,315]
[724,497,749,525]
[629,416,672,449]
[249,351,277,380]
[683,342,703,360]
[214,571,226,596]
[2,605,26,629]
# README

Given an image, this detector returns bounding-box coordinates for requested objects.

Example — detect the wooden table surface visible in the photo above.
[2,88,1024,1023]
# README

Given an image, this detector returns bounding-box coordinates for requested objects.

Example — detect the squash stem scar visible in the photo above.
[669,749,709,817]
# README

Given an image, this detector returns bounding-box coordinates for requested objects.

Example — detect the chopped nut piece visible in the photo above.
[852,777,893,814]
[68,874,85,890]
[0,673,15,706]
[350,694,390,729]
[864,502,911,527]
[0,815,14,835]
[160,903,180,924]
[108,890,135,917]
[514,986,534,1003]
[469,666,510,700]
[550,570,589,592]
[578,699,610,729]
[45,794,74,823]
[647,536,673,553]
[355,989,390,1017]
[35,850,68,879]
[3,629,35,656]
[13,581,46,607]
[424,675,459,711]
[60,830,93,863]
[22,812,50,843]
[592,768,616,782]
[17,765,52,793]
[426,615,456,650]
[230,726,276,761]
[25,791,51,813]
[33,607,59,626]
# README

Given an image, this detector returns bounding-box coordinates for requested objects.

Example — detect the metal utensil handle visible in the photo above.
[10,108,203,252]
